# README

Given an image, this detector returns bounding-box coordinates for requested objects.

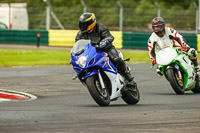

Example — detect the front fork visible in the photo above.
[174,64,183,81]
[162,64,183,84]
[98,70,105,89]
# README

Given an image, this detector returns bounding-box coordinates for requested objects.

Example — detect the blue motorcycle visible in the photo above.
[70,39,140,106]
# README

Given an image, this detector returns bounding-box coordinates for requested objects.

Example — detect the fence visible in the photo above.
[26,4,197,32]
[0,1,199,51]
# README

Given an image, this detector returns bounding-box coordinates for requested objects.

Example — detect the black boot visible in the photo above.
[192,59,200,80]
[116,63,136,87]
[121,66,137,87]
[110,56,134,82]
[121,66,134,82]
[191,59,200,72]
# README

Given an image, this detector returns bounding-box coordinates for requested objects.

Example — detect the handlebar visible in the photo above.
[91,43,99,48]
[176,48,188,55]
[93,45,99,48]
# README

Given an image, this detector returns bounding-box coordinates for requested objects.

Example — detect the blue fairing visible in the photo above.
[71,39,117,81]
[84,70,98,79]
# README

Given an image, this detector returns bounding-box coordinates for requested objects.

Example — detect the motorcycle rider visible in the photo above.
[75,12,135,86]
[148,17,200,78]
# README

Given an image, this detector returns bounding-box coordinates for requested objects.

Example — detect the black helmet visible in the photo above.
[79,12,96,32]
[152,17,165,34]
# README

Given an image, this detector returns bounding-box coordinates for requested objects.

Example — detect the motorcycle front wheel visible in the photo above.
[86,74,110,106]
[167,68,185,94]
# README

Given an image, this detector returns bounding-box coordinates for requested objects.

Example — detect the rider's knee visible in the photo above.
[112,56,123,64]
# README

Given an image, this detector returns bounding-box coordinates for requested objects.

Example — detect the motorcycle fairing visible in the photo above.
[71,43,118,80]
[156,45,178,66]
[104,72,124,99]
[175,55,195,89]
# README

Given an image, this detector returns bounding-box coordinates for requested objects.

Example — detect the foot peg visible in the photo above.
[72,75,78,80]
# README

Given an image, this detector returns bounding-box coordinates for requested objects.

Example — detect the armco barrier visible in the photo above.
[0,30,197,51]
[49,30,123,48]
[123,32,197,50]
[49,30,78,47]
[182,33,197,50]
[0,30,48,46]
[123,32,151,50]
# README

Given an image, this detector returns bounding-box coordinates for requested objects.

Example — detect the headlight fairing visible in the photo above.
[76,55,88,68]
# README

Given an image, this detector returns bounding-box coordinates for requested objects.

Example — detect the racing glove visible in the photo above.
[99,39,107,48]
[151,58,156,65]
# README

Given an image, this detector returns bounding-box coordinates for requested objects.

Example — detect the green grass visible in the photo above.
[0,49,71,67]
[1,48,199,67]
[122,51,150,62]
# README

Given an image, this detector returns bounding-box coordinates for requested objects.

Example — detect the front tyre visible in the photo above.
[86,74,110,106]
[167,68,185,94]
[121,84,140,105]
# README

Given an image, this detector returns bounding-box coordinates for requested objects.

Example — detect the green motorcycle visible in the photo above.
[151,42,200,95]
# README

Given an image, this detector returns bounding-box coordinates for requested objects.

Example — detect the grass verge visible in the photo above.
[0,49,71,67]
[1,48,199,67]
[0,49,150,67]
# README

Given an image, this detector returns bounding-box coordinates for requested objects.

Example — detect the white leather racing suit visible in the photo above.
[148,27,197,61]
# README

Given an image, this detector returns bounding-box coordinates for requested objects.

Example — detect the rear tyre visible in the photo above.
[121,84,140,105]
[167,68,185,94]
[86,74,110,106]
[191,80,200,93]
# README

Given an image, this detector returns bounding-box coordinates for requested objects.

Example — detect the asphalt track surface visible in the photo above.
[0,63,200,133]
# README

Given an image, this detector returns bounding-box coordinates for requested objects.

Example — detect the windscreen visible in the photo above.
[155,39,173,52]
[71,39,91,55]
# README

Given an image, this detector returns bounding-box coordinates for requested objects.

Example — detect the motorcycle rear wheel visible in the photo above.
[86,74,110,106]
[121,84,140,105]
[167,68,185,94]
[191,80,200,93]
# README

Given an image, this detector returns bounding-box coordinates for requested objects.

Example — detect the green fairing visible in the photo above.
[186,82,196,90]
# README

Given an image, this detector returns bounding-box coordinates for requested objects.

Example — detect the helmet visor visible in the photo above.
[79,20,94,32]
[79,22,88,32]
[153,25,161,31]
[152,23,163,33]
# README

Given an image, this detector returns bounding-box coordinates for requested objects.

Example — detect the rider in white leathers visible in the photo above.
[148,17,200,76]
